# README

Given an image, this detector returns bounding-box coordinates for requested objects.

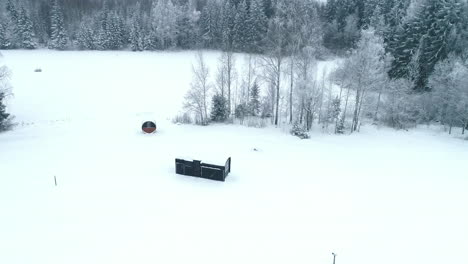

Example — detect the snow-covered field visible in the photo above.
[0,50,467,264]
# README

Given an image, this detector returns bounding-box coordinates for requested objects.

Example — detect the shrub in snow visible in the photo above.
[235,102,249,124]
[335,117,345,134]
[290,123,310,139]
[245,116,267,128]
[172,113,192,124]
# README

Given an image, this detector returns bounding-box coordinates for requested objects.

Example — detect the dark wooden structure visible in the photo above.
[175,157,231,182]
[142,121,157,133]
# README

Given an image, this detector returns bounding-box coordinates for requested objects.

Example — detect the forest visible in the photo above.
[1,0,467,135]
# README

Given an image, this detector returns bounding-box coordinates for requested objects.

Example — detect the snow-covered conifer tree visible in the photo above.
[0,55,13,131]
[129,3,144,51]
[233,0,248,52]
[17,6,37,49]
[245,0,268,53]
[0,22,11,49]
[48,0,68,50]
[249,82,261,117]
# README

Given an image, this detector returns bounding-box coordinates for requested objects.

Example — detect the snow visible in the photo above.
[0,50,467,264]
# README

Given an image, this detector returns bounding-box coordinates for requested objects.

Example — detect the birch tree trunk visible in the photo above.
[342,87,351,124]
[275,56,282,126]
[289,58,294,124]
[374,85,383,121]
[352,88,361,132]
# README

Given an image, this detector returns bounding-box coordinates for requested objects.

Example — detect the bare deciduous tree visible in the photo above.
[184,51,211,125]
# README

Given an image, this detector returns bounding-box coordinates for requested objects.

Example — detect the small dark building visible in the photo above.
[142,121,157,133]
[175,157,231,182]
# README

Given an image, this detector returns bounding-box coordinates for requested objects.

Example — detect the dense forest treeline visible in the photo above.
[1,0,468,135]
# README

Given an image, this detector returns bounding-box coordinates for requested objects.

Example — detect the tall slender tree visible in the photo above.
[48,0,68,50]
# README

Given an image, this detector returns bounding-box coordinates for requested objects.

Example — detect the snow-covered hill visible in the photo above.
[0,50,467,264]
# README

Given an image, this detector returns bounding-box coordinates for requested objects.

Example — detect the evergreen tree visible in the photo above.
[199,0,222,49]
[369,4,387,36]
[233,0,248,51]
[17,6,37,49]
[235,102,249,121]
[211,93,229,122]
[389,0,464,91]
[6,0,19,22]
[5,0,19,48]
[6,0,37,49]
[0,88,10,130]
[48,0,68,50]
[363,0,380,28]
[326,0,337,22]
[386,0,410,30]
[176,3,198,49]
[323,0,360,51]
[107,11,126,50]
[0,62,12,132]
[0,23,12,49]
[290,123,310,139]
[149,0,179,50]
[262,0,275,18]
[249,82,260,116]
[96,2,111,50]
[129,3,144,51]
[76,21,96,50]
[245,0,267,53]
[0,90,10,131]
[221,0,236,50]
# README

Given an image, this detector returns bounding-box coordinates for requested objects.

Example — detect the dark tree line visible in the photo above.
[0,0,280,53]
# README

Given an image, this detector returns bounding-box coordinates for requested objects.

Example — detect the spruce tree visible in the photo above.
[5,0,19,48]
[149,0,178,50]
[199,0,222,48]
[96,3,110,50]
[0,23,11,49]
[249,82,260,116]
[129,3,144,51]
[17,6,37,49]
[246,0,267,53]
[221,0,236,50]
[326,0,337,22]
[233,0,248,52]
[0,63,12,132]
[6,0,18,22]
[389,0,464,91]
[363,0,380,28]
[77,22,96,50]
[106,12,125,50]
[262,0,274,18]
[0,91,10,131]
[211,94,229,122]
[49,0,68,50]
[176,4,198,49]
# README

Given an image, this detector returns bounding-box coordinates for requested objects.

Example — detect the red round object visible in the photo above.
[142,121,157,133]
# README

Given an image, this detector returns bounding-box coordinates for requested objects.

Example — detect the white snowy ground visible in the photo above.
[0,50,467,264]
